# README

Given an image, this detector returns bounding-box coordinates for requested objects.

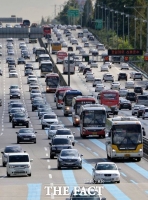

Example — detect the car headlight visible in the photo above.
[112,174,119,176]
[31,135,36,137]
[95,173,102,176]
[9,165,15,168]
[66,107,69,110]
[51,147,56,150]
[24,165,30,168]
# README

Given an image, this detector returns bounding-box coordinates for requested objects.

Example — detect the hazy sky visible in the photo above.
[0,0,67,23]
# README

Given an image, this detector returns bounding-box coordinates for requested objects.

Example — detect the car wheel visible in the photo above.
[93,176,97,184]
[142,117,145,120]
[3,162,6,167]
[34,140,36,144]
[12,124,15,128]
[26,124,29,128]
[42,125,44,130]
[57,163,61,169]
[50,154,54,159]
[7,172,10,177]
[129,107,131,110]
[28,173,31,177]
[9,118,11,122]
[78,165,82,169]
[117,180,120,183]
[137,158,141,162]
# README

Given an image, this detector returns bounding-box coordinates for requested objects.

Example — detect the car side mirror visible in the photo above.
[49,142,51,145]
[24,151,26,153]
[35,132,37,134]
[28,117,30,118]
[16,132,18,134]
[30,159,33,162]
[73,132,75,135]
[80,154,83,157]
[1,152,4,154]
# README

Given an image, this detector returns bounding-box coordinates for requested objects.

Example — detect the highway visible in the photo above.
[0,27,147,200]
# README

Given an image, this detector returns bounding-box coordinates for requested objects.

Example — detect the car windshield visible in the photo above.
[61,150,78,157]
[4,146,22,153]
[9,155,29,162]
[96,164,117,170]
[44,115,56,119]
[52,138,70,145]
[56,130,71,135]
[10,86,18,89]
[19,129,34,133]
[11,104,23,108]
[14,113,26,118]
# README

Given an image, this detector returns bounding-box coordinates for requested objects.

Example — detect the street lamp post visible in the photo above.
[126,14,130,43]
[105,7,108,30]
[134,18,138,49]
[101,6,104,29]
[115,11,118,48]
[121,13,125,40]
[110,9,114,31]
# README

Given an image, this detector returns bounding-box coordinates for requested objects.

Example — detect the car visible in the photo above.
[54,128,75,145]
[133,72,143,80]
[6,57,13,63]
[125,81,135,89]
[92,49,99,56]
[9,86,20,93]
[119,89,128,97]
[78,63,87,72]
[95,83,105,93]
[8,65,16,72]
[129,71,136,79]
[32,99,45,111]
[100,64,109,71]
[145,82,148,90]
[126,91,137,102]
[24,69,33,76]
[0,98,2,106]
[120,63,129,70]
[62,42,68,47]
[8,102,25,113]
[89,35,95,41]
[78,32,83,38]
[57,149,82,169]
[0,69,2,75]
[31,96,43,104]
[85,74,95,82]
[74,56,81,66]
[27,75,37,84]
[7,38,14,44]
[41,113,58,129]
[110,82,120,90]
[19,42,26,48]
[29,84,40,92]
[10,90,21,99]
[103,73,114,82]
[47,124,65,139]
[38,107,53,119]
[16,128,37,144]
[25,63,34,70]
[132,104,141,115]
[30,89,41,99]
[7,59,16,66]
[92,162,120,183]
[84,42,89,47]
[92,78,102,87]
[83,67,92,75]
[9,71,18,78]
[49,137,73,159]
[71,39,78,45]
[32,47,37,54]
[90,60,98,68]
[119,98,132,110]
[1,145,24,167]
[29,38,37,43]
[79,48,85,55]
[96,43,105,50]
[118,72,127,81]
[104,62,112,68]
[142,107,148,119]
[12,112,30,128]
[7,49,15,55]
[23,52,30,59]
[82,37,87,43]
[6,153,33,177]
[134,86,143,94]
[9,108,25,122]
[17,57,26,64]
[137,105,146,118]
[76,25,81,29]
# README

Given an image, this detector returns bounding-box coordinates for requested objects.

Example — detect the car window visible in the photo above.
[5,146,22,153]
[56,130,71,135]
[9,155,29,162]
[52,138,70,145]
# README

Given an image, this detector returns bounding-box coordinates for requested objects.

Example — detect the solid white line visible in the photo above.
[49,174,52,179]
[44,147,47,151]
[48,165,51,169]
[46,153,48,157]
[47,159,50,162]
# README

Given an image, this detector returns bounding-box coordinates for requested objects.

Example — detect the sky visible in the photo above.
[0,0,67,23]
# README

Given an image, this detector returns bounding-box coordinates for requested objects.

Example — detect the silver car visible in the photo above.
[48,124,64,139]
[132,105,141,115]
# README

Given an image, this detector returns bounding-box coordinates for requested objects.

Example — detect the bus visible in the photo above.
[45,73,60,92]
[51,41,61,54]
[23,19,30,27]
[99,90,119,115]
[105,116,145,161]
[35,47,46,61]
[63,90,82,116]
[72,96,96,126]
[38,54,50,65]
[63,57,75,74]
[40,61,53,77]
[55,86,72,109]
[43,25,51,38]
[79,104,107,138]
[56,51,67,64]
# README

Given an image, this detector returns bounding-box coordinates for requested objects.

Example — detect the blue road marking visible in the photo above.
[145,191,148,194]
[126,163,148,179]
[89,139,106,151]
[27,184,42,200]
[121,172,127,177]
[93,152,99,156]
[62,170,78,193]
[130,180,138,184]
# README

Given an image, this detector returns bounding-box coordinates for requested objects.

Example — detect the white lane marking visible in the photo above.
[44,147,47,151]
[49,174,52,179]
[48,165,51,169]
[79,143,84,146]
[47,159,50,162]
[46,153,48,157]
[86,147,91,151]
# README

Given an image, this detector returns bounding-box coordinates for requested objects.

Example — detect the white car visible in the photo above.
[9,85,20,92]
[71,39,78,45]
[78,63,87,72]
[95,84,105,93]
[27,75,37,84]
[92,78,102,87]
[84,42,89,47]
[85,71,93,78]
[111,82,120,90]
[48,124,65,139]
[86,74,95,82]
[96,43,105,51]
[79,49,86,55]
[41,113,58,129]
[82,37,87,43]
[103,73,114,82]
[125,81,135,89]
[6,153,33,177]
[100,64,109,71]
[62,42,68,47]
[92,162,120,183]
[30,89,41,99]
[119,89,128,97]
[120,63,129,70]
[142,107,148,119]
[54,128,75,145]
[104,62,112,68]
[132,104,141,116]
[9,70,18,78]
[130,71,136,78]
[90,60,98,68]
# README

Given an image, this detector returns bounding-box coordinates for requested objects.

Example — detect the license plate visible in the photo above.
[19,123,22,125]
[24,138,29,140]
[124,154,130,157]
[92,132,97,135]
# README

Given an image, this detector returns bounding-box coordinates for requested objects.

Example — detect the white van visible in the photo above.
[63,57,75,74]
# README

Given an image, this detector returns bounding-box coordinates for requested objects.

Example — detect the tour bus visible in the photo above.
[45,73,60,92]
[72,96,96,126]
[56,51,68,64]
[105,116,145,161]
[99,90,119,115]
[23,19,30,27]
[51,41,62,54]
[63,57,75,74]
[40,61,53,77]
[35,47,46,61]
[38,54,50,65]
[43,25,51,38]
[79,104,107,138]
[55,86,72,109]
[63,90,82,116]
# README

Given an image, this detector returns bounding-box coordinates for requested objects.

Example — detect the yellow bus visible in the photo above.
[51,41,61,54]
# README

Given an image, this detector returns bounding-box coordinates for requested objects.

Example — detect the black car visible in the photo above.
[12,113,30,128]
[24,63,34,70]
[118,73,127,81]
[8,59,16,66]
[17,57,26,64]
[119,98,131,110]
[9,109,24,122]
[137,105,146,118]
[32,99,45,111]
[23,52,30,59]
[10,90,20,99]
[83,67,91,75]
[16,128,37,144]
[89,36,95,41]
[24,69,33,76]
[134,86,143,94]
[126,92,137,102]
[8,65,15,72]
[49,137,73,159]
